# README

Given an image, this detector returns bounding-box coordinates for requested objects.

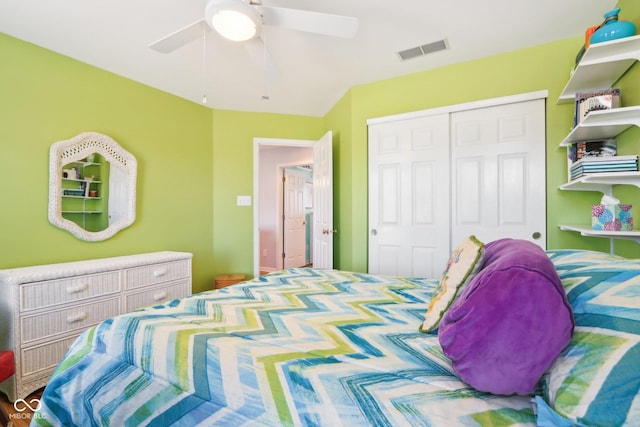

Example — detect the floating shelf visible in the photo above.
[559,224,640,243]
[559,106,640,146]
[62,210,103,214]
[558,35,640,104]
[557,34,640,248]
[62,196,102,200]
[560,171,640,194]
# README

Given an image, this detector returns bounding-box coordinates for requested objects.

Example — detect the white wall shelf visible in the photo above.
[559,224,640,242]
[559,106,640,146]
[558,35,640,104]
[560,172,640,194]
[557,35,639,246]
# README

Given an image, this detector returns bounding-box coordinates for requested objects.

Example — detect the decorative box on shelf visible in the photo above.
[592,203,633,231]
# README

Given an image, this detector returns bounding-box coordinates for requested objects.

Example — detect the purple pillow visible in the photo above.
[438,238,574,395]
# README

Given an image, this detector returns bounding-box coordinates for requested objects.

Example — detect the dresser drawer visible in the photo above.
[20,271,120,312]
[20,297,120,344]
[124,260,190,290]
[21,335,79,379]
[124,279,191,312]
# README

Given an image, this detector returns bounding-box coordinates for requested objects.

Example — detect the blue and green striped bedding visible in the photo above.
[540,249,640,426]
[33,250,640,426]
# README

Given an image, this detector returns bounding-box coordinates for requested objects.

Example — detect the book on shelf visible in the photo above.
[574,88,621,126]
[569,155,639,180]
[567,139,616,162]
[571,154,638,165]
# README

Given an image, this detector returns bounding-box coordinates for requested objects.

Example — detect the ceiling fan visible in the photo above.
[149,0,359,80]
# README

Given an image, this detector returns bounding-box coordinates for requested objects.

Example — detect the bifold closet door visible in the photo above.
[368,113,450,278]
[450,99,546,248]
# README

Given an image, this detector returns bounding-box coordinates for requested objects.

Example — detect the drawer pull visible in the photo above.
[153,268,168,278]
[66,312,88,323]
[66,283,89,294]
[153,291,168,302]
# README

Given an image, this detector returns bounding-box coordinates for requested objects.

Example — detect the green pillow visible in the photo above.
[420,235,484,333]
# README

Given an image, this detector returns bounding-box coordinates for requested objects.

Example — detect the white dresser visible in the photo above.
[0,251,192,401]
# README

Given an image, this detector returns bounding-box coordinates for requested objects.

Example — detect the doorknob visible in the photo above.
[370,229,377,236]
[532,232,541,240]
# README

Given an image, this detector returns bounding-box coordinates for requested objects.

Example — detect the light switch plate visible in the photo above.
[237,195,252,206]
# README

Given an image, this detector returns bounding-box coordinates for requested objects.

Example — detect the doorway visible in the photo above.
[253,132,334,278]
[255,143,312,275]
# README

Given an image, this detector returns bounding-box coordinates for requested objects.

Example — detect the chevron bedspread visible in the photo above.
[33,267,542,426]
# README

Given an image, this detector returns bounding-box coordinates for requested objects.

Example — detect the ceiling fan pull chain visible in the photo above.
[262,30,269,101]
[202,24,208,104]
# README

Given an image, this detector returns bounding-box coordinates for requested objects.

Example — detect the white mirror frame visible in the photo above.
[48,132,137,241]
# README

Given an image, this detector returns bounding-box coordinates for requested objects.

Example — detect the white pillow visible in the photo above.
[420,235,484,333]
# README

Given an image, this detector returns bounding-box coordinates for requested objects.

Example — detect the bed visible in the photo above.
[33,240,640,426]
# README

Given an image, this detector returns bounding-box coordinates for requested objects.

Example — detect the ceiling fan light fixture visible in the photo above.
[205,0,262,42]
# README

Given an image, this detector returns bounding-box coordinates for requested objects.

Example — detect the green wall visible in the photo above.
[322,94,354,270]
[1,0,638,293]
[0,33,217,292]
[0,33,324,293]
[211,110,323,279]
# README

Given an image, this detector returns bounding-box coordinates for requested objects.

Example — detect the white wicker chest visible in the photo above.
[0,251,192,401]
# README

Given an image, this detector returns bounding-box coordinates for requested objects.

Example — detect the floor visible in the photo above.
[0,388,43,427]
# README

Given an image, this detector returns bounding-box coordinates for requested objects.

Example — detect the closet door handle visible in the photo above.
[370,229,377,236]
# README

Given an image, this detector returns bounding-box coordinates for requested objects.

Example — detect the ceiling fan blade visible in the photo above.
[149,18,207,53]
[258,6,358,39]
[244,37,281,81]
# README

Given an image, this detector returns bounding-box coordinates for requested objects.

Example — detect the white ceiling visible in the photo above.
[0,0,617,117]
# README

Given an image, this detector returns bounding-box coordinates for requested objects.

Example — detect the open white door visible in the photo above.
[313,131,333,269]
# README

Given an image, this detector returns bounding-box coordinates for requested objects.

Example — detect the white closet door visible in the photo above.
[450,99,546,248]
[368,114,450,278]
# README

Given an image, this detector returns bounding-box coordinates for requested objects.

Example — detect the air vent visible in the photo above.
[398,39,449,61]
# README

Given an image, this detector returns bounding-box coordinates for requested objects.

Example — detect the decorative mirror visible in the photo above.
[48,132,137,241]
